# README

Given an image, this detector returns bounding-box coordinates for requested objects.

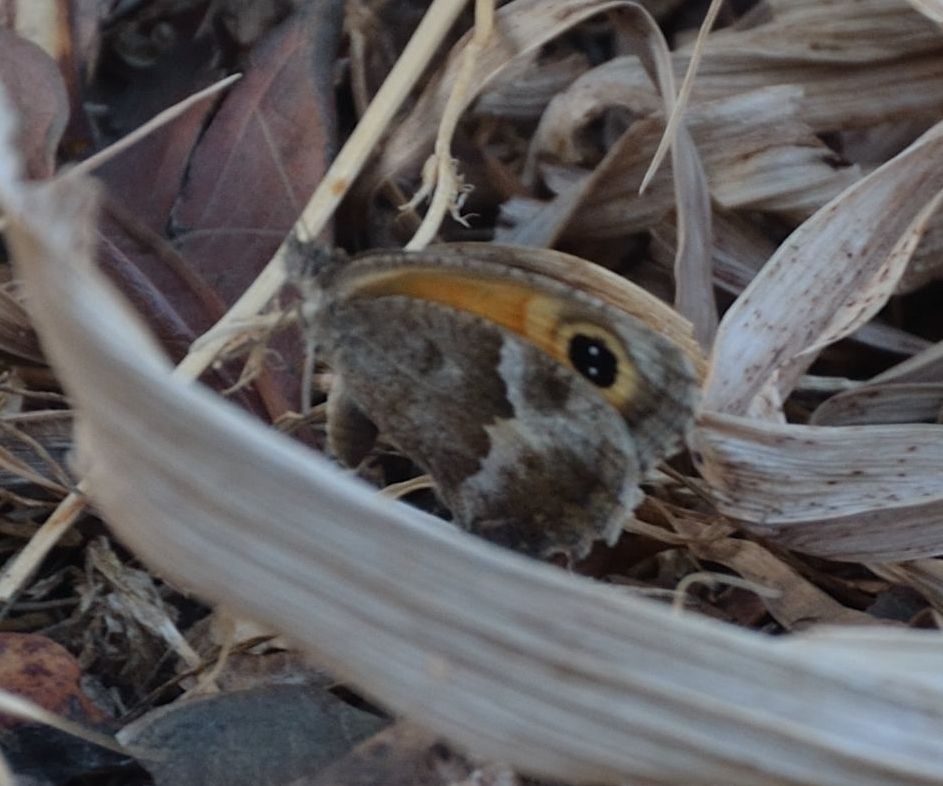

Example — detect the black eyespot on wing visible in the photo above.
[567,334,618,388]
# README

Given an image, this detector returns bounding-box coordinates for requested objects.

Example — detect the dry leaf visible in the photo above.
[592,0,943,134]
[869,560,943,612]
[526,83,858,232]
[671,520,881,629]
[690,115,943,561]
[811,383,943,426]
[372,0,662,194]
[169,1,343,420]
[702,122,943,416]
[0,633,105,729]
[0,28,67,178]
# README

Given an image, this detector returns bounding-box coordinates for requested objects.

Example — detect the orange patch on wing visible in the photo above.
[345,267,539,340]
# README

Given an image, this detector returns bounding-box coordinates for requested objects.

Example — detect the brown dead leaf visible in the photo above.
[870,560,943,611]
[684,536,882,629]
[0,28,67,178]
[0,632,105,729]
[94,205,266,419]
[168,1,343,419]
[218,0,304,46]
[170,2,341,306]
[94,44,225,234]
[3,0,101,152]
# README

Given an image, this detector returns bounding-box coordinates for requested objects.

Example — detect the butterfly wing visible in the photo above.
[320,297,648,559]
[311,253,696,559]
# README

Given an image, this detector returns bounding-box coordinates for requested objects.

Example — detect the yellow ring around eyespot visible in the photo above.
[521,299,640,416]
[554,321,639,412]
[342,266,640,416]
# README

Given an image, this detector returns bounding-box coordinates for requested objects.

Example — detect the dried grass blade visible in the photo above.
[868,559,943,611]
[693,412,943,562]
[872,339,943,384]
[614,11,715,345]
[704,122,943,416]
[681,534,881,628]
[811,383,943,426]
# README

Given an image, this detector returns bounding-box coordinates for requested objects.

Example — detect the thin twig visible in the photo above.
[0,486,85,600]
[640,0,724,194]
[406,0,495,249]
[68,74,242,180]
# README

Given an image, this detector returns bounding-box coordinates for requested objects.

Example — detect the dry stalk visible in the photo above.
[405,0,496,249]
[640,0,724,193]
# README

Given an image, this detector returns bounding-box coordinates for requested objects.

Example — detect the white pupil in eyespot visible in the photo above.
[567,334,618,388]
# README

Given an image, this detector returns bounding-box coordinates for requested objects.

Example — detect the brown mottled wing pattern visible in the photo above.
[317,296,636,558]
[311,254,696,559]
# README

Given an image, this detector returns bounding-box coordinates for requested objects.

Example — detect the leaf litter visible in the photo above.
[1,0,943,785]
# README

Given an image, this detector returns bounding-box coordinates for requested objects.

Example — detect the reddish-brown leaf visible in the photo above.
[0,632,106,729]
[0,29,68,178]
[170,2,341,305]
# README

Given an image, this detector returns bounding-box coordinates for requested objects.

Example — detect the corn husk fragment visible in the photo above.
[518,85,859,241]
[692,114,943,561]
[811,383,943,426]
[703,122,943,414]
